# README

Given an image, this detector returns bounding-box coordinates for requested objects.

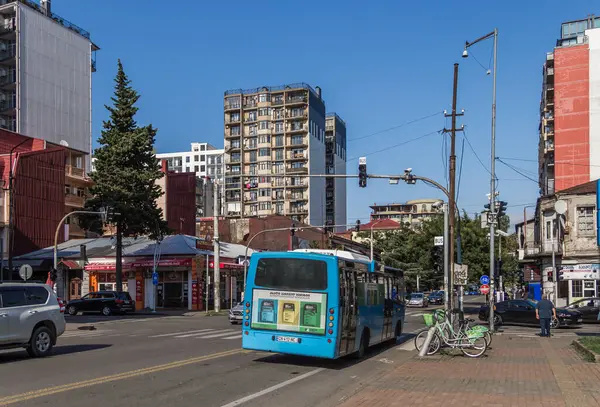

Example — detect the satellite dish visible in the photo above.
[555,200,567,215]
[59,140,69,147]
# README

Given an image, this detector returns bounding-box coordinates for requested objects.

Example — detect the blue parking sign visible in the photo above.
[480,275,490,285]
[152,271,159,285]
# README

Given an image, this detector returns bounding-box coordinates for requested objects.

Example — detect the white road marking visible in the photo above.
[220,368,324,407]
[193,330,236,339]
[149,329,215,338]
[223,334,243,340]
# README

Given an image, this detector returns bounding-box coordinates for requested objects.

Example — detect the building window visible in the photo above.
[259,188,271,197]
[194,155,199,161]
[185,167,190,172]
[259,148,270,157]
[248,112,257,121]
[258,93,270,103]
[259,108,270,116]
[584,281,596,298]
[275,123,284,133]
[194,165,199,172]
[200,145,206,151]
[258,162,270,171]
[193,146,199,152]
[259,135,270,144]
[259,202,271,211]
[577,206,595,236]
[201,165,205,172]
[186,156,190,163]
[259,121,270,130]
[249,151,257,162]
[572,280,583,298]
[274,150,283,160]
[201,155,206,162]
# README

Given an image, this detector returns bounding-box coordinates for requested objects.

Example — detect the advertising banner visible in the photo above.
[251,289,327,335]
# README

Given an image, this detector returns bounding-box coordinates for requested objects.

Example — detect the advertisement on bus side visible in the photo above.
[251,289,327,335]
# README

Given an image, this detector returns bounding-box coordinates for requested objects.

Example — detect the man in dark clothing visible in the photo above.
[535,294,557,337]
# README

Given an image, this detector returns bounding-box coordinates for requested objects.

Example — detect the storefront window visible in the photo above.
[584,281,596,298]
[572,280,583,297]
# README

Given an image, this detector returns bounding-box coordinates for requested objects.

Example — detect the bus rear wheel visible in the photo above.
[354,329,369,359]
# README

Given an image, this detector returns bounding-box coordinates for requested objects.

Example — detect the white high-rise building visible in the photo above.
[156,142,224,183]
[0,0,99,163]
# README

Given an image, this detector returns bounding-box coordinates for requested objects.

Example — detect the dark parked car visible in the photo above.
[479,299,583,328]
[428,291,444,305]
[66,291,135,316]
[565,297,600,323]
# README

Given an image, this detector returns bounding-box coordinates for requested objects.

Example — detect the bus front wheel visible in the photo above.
[354,329,370,359]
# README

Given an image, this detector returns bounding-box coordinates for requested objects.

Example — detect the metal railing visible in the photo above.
[7,1,91,39]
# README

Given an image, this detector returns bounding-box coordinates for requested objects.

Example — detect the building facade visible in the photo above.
[155,142,224,183]
[369,199,442,228]
[0,0,98,163]
[539,16,600,195]
[517,180,600,307]
[223,83,330,226]
[0,129,92,280]
[325,113,347,231]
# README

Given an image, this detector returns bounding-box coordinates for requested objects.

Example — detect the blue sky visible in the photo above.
[57,0,597,226]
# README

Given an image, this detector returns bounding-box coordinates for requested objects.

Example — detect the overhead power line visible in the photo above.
[347,130,442,162]
[348,111,443,142]
[496,158,538,184]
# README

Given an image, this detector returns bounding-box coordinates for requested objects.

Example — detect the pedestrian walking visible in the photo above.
[535,293,557,337]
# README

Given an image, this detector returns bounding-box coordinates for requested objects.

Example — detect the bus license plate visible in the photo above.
[276,336,299,343]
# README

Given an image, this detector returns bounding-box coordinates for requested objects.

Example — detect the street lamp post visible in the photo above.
[463,28,498,331]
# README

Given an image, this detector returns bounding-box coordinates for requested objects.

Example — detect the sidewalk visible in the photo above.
[337,333,600,407]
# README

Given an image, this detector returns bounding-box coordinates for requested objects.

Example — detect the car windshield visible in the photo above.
[411,294,424,299]
[526,299,538,307]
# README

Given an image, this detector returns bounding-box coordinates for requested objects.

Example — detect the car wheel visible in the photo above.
[102,306,112,316]
[27,326,54,358]
[550,317,560,329]
[67,305,78,316]
[493,314,502,326]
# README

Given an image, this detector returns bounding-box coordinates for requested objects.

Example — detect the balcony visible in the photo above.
[286,95,307,105]
[244,100,257,108]
[225,143,241,153]
[225,116,241,125]
[545,141,554,153]
[289,207,308,214]
[288,124,307,134]
[0,116,15,131]
[225,194,241,202]
[272,98,284,106]
[287,111,308,120]
[0,45,15,63]
[0,19,15,39]
[0,96,15,114]
[0,69,16,88]
[65,193,85,207]
[288,152,306,160]
[225,182,241,190]
[224,102,241,111]
[286,165,308,174]
[225,130,241,139]
[286,191,307,201]
[288,138,308,147]
[326,124,334,131]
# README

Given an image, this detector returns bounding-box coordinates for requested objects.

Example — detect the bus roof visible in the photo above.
[291,249,371,263]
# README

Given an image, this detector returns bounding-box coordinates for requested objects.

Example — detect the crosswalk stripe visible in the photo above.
[195,330,237,339]
[223,334,243,340]
[174,329,222,338]
[61,330,111,338]
[149,329,214,338]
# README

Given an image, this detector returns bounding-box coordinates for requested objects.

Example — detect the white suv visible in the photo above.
[0,283,66,357]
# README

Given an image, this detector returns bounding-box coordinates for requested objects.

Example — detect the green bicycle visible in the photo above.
[414,310,488,358]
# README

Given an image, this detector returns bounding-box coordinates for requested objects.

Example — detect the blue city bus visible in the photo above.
[241,249,405,359]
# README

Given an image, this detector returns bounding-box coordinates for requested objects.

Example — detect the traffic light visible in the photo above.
[547,270,554,282]
[495,259,503,276]
[355,220,361,232]
[431,246,443,272]
[558,270,564,281]
[358,157,367,188]
[484,203,491,211]
[497,201,508,217]
[50,268,57,282]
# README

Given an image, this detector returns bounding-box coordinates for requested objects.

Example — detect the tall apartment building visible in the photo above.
[156,142,224,183]
[0,0,98,163]
[539,15,600,195]
[325,113,347,231]
[370,199,442,228]
[223,83,335,226]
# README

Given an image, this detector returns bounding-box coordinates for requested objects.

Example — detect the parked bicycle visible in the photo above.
[414,309,488,358]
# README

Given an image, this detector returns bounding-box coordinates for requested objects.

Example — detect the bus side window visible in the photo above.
[339,264,346,307]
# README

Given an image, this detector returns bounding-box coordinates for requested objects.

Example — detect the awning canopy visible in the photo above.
[58,260,80,269]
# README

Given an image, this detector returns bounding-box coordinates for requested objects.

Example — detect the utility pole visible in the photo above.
[443,202,450,312]
[115,221,123,292]
[444,63,464,311]
[213,180,220,312]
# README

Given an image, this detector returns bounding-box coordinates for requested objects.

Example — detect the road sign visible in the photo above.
[152,271,159,286]
[19,264,32,281]
[434,236,444,246]
[480,284,490,295]
[480,275,490,285]
[454,264,468,285]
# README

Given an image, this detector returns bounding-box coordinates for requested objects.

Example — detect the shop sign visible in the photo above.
[131,258,192,268]
[135,279,143,302]
[84,262,133,271]
[559,264,600,280]
[192,281,199,305]
[523,264,541,282]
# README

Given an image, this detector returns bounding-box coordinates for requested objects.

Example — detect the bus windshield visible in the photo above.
[255,257,328,291]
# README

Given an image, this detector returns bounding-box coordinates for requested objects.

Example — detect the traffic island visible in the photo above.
[572,337,600,362]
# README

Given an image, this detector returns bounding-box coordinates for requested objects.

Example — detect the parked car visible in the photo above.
[229,302,244,324]
[428,291,444,305]
[0,283,66,357]
[565,297,600,323]
[478,299,583,328]
[66,291,135,316]
[407,293,429,308]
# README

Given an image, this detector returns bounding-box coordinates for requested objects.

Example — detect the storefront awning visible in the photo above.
[131,258,192,268]
[58,260,80,269]
[84,261,133,271]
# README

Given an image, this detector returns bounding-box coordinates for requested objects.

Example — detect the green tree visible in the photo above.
[81,60,168,290]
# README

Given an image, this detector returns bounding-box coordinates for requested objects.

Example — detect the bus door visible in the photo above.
[382,275,394,341]
[338,264,357,356]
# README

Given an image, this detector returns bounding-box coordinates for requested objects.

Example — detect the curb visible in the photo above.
[572,339,600,362]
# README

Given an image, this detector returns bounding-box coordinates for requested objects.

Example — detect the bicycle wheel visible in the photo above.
[460,336,487,358]
[485,331,492,347]
[414,330,441,355]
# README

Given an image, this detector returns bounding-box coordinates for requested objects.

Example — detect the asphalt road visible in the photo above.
[1,295,591,407]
